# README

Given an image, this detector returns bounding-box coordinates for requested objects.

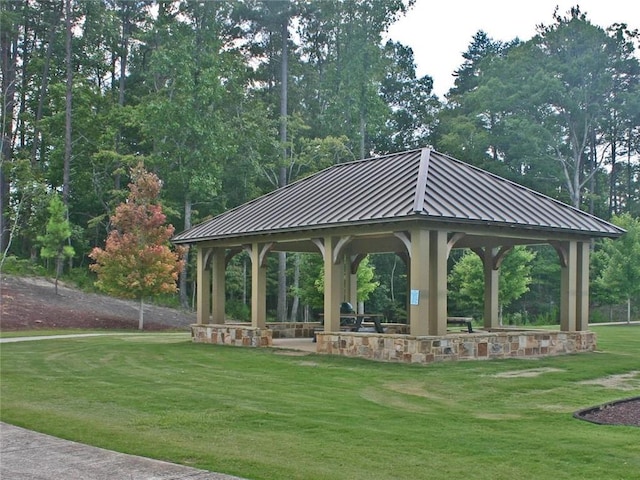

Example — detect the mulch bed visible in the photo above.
[574,397,640,427]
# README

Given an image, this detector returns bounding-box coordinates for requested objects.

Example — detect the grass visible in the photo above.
[1,327,639,480]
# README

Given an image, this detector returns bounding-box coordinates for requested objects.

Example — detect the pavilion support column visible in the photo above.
[250,242,267,328]
[559,241,578,332]
[323,236,344,333]
[211,248,226,324]
[409,228,430,336]
[428,230,448,335]
[576,242,590,331]
[196,246,212,324]
[483,250,500,329]
[347,270,358,311]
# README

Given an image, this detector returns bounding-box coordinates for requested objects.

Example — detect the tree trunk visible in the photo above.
[114,3,131,191]
[31,5,61,165]
[179,197,192,309]
[139,297,145,330]
[0,2,18,253]
[277,16,289,322]
[63,0,72,206]
[627,297,631,324]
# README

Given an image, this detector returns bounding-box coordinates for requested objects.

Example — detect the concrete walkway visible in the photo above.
[0,423,247,480]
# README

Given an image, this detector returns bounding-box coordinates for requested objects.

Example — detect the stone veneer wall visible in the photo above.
[314,329,596,364]
[191,324,272,347]
[268,322,321,339]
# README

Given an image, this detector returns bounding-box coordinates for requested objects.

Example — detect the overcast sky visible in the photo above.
[387,0,640,97]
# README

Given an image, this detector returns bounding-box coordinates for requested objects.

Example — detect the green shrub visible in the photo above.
[0,255,47,276]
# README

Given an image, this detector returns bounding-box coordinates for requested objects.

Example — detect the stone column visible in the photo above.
[428,230,448,335]
[323,236,344,333]
[211,248,226,324]
[409,228,430,336]
[250,242,267,328]
[196,246,212,324]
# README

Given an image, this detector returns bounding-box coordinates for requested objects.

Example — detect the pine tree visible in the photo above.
[37,194,75,295]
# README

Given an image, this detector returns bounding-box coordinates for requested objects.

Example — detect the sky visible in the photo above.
[387,0,640,98]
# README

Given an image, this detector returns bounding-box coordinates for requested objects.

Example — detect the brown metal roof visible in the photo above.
[172,148,624,243]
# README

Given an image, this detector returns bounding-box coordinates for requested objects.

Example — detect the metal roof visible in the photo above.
[172,148,624,243]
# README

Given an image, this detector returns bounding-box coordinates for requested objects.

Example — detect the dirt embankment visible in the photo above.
[0,275,195,332]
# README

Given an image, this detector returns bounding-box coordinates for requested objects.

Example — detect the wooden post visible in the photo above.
[196,247,212,324]
[560,241,577,332]
[323,236,344,333]
[576,242,590,331]
[429,230,447,335]
[211,248,226,324]
[250,242,267,328]
[483,249,500,329]
[409,228,430,336]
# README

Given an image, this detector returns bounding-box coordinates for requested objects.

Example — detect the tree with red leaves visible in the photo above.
[90,163,185,330]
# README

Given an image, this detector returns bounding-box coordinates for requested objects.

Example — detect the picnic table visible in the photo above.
[314,313,386,341]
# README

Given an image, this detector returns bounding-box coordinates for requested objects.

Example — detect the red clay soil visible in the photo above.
[0,275,194,332]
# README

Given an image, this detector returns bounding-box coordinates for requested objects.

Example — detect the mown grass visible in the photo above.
[1,327,639,480]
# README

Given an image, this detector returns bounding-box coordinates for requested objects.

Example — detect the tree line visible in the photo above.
[1,1,639,323]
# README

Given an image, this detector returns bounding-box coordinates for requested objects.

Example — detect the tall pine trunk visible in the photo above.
[63,0,72,206]
[277,17,289,322]
[179,197,191,309]
[0,2,17,253]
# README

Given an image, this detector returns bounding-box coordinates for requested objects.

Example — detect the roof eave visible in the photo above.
[171,214,624,245]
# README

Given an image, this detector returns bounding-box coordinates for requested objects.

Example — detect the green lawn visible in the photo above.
[1,327,638,480]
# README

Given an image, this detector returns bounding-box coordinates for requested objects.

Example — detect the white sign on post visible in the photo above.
[410,289,420,305]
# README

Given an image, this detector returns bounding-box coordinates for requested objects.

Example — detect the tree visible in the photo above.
[89,163,185,330]
[297,254,380,311]
[597,214,640,323]
[448,246,536,322]
[36,193,75,294]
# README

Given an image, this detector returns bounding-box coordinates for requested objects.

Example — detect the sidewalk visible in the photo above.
[0,422,248,480]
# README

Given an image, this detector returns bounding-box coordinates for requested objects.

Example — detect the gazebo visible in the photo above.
[172,148,624,363]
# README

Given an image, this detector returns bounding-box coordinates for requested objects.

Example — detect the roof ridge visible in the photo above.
[413,148,431,212]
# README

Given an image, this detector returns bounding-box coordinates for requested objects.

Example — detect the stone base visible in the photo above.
[191,324,272,347]
[315,329,596,364]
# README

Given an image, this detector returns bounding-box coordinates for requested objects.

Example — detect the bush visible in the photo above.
[0,255,47,276]
[227,300,250,322]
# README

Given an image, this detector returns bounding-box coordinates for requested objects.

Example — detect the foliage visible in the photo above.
[448,246,536,318]
[595,214,640,321]
[295,253,380,311]
[2,1,639,324]
[89,163,185,329]
[0,255,47,277]
[36,194,75,293]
